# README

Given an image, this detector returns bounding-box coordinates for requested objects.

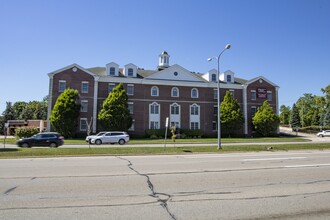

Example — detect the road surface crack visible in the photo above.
[117,156,176,220]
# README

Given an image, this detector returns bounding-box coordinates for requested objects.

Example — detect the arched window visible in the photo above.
[190,104,199,115]
[171,103,180,115]
[171,87,179,97]
[150,102,160,114]
[151,86,159,96]
[191,88,199,98]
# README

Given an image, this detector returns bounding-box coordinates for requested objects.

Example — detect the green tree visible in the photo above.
[49,88,80,138]
[98,83,132,131]
[252,100,280,137]
[290,104,300,129]
[321,85,330,108]
[323,108,330,127]
[220,91,244,136]
[279,105,291,125]
[0,102,15,134]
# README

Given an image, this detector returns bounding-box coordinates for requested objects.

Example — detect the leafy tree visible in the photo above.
[279,105,291,125]
[0,102,15,134]
[220,91,244,136]
[290,104,300,129]
[98,83,132,131]
[49,88,80,138]
[321,85,330,108]
[323,108,330,127]
[252,100,280,137]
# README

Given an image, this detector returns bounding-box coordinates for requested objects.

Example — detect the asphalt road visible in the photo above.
[1,150,330,219]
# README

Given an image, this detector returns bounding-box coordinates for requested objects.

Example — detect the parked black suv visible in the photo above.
[17,132,64,148]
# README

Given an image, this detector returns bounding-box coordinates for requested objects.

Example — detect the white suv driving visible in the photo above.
[90,131,130,145]
[317,130,330,137]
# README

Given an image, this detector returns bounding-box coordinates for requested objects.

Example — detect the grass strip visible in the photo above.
[0,143,329,158]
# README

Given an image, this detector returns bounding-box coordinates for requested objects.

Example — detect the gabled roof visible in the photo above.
[48,63,98,78]
[145,64,207,82]
[245,76,279,88]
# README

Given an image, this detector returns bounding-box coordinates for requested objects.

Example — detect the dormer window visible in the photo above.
[110,67,115,76]
[227,75,232,83]
[106,62,119,76]
[211,74,217,82]
[128,68,133,77]
[124,64,137,77]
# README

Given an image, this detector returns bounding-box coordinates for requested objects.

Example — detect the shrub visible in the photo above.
[15,127,39,138]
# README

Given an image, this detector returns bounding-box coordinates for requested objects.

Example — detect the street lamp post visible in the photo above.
[208,44,231,150]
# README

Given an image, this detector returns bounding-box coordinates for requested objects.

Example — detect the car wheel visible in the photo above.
[95,139,102,145]
[118,139,125,145]
[49,142,58,148]
[21,143,30,148]
[320,135,324,137]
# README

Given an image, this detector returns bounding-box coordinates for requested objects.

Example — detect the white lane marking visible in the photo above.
[284,164,330,168]
[242,157,306,162]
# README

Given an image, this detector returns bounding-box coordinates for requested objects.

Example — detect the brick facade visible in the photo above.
[47,53,279,137]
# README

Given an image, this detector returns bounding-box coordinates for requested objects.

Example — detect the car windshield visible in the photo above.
[96,132,106,136]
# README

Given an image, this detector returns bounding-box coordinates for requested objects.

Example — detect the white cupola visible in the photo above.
[158,51,170,70]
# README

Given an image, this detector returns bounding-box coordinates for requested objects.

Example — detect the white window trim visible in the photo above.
[151,86,159,97]
[81,100,88,112]
[127,84,134,96]
[251,90,256,101]
[109,83,116,93]
[171,87,179,97]
[128,102,134,114]
[191,88,199,98]
[59,80,66,92]
[81,81,89,93]
[80,118,87,131]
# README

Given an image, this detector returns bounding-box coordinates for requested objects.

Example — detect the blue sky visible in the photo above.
[1,0,329,113]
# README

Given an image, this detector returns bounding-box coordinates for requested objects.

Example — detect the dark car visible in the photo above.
[17,132,64,148]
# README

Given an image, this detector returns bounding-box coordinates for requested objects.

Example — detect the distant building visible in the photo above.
[47,51,279,136]
[6,120,46,135]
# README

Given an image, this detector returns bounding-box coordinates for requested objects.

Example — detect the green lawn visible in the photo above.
[0,136,309,145]
[0,143,329,159]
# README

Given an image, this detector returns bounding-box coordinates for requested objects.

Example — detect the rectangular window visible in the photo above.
[251,106,257,117]
[59,80,66,92]
[212,121,217,131]
[81,81,89,93]
[171,121,179,128]
[213,89,218,99]
[109,83,115,93]
[80,118,87,131]
[267,91,273,101]
[127,84,134,95]
[227,75,232,83]
[150,121,159,129]
[211,74,217,82]
[213,105,218,115]
[128,68,134,77]
[81,100,88,112]
[110,67,115,76]
[229,89,235,98]
[251,90,256,101]
[129,119,135,131]
[190,122,199,130]
[128,102,134,114]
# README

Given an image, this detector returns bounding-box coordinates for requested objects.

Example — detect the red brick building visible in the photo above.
[47,51,279,136]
